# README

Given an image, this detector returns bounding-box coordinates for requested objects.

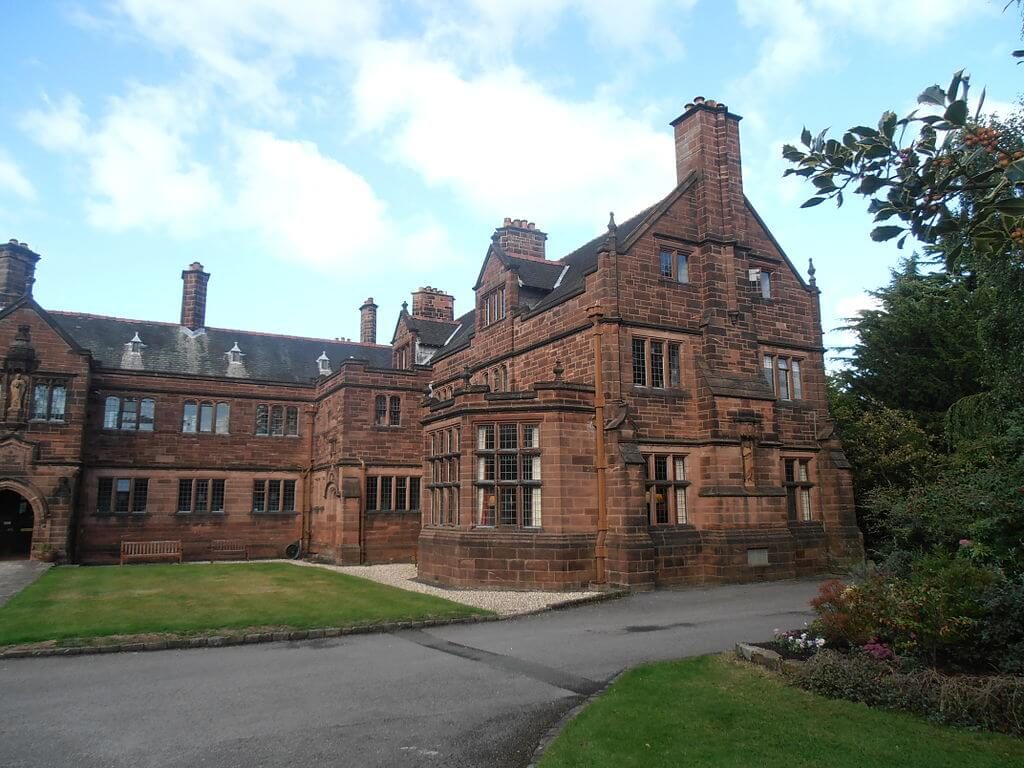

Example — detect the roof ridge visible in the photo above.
[50,310,391,348]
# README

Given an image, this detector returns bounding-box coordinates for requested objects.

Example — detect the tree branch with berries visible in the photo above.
[781,70,1023,272]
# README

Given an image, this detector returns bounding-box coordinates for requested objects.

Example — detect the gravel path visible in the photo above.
[290,561,601,616]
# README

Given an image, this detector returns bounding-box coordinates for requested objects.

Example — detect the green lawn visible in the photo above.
[540,655,1024,768]
[0,562,489,646]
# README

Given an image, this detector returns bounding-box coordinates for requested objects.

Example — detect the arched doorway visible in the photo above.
[0,489,33,559]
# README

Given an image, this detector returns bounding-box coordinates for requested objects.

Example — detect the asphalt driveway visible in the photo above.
[0,578,820,768]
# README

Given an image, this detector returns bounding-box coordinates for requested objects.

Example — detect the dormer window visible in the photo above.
[228,342,243,365]
[317,351,331,375]
[481,287,506,327]
[129,332,144,354]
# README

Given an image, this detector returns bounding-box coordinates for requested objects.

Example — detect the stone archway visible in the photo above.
[0,488,34,559]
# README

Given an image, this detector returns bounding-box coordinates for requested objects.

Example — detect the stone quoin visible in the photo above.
[0,98,863,588]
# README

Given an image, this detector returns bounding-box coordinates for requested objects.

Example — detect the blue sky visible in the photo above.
[0,1,1019,359]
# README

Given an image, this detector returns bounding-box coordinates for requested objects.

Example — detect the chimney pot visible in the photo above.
[693,96,705,104]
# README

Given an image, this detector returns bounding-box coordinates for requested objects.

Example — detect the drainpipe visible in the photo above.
[302,405,316,555]
[358,458,367,564]
[589,305,608,584]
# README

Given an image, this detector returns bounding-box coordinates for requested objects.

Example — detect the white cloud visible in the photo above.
[19,94,88,152]
[233,129,461,272]
[21,85,222,233]
[352,40,674,226]
[110,0,381,110]
[0,149,36,201]
[826,292,882,354]
[734,0,976,96]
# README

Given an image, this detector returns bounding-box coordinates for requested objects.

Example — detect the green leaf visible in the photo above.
[918,85,945,106]
[943,100,968,127]
[1005,159,1024,183]
[879,111,897,140]
[946,69,964,102]
[871,225,904,241]
[856,176,887,194]
[801,127,812,147]
[974,87,986,121]
[994,199,1024,215]
[801,197,827,208]
[851,126,879,138]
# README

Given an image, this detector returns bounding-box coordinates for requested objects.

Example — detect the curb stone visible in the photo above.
[526,670,626,768]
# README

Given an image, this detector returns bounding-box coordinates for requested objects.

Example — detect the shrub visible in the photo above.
[794,651,1024,736]
[979,573,1024,674]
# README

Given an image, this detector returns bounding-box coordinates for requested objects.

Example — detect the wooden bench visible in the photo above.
[210,539,248,560]
[120,540,182,566]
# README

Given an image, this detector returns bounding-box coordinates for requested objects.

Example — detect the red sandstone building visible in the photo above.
[0,98,862,589]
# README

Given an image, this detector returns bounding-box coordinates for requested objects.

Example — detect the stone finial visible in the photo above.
[461,365,472,387]
[553,359,564,380]
[808,258,817,286]
[401,301,409,312]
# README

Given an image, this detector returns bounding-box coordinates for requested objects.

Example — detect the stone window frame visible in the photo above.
[761,353,803,401]
[783,456,815,522]
[182,400,231,435]
[630,334,684,391]
[96,476,149,515]
[657,246,690,285]
[103,395,156,432]
[642,452,691,526]
[177,477,227,515]
[474,422,542,529]
[480,285,507,328]
[365,474,422,513]
[427,424,461,527]
[29,377,68,422]
[251,478,297,515]
[254,403,300,437]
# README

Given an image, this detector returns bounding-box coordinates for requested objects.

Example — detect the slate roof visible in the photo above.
[403,314,460,348]
[520,204,657,317]
[430,310,475,362]
[50,312,392,384]
[506,255,564,291]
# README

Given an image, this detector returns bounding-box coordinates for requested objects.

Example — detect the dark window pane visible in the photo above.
[659,249,673,278]
[668,344,681,388]
[199,402,214,432]
[632,339,647,386]
[195,479,209,512]
[396,477,407,510]
[255,404,269,436]
[282,480,295,512]
[270,405,284,436]
[655,486,668,524]
[32,384,49,419]
[389,396,401,426]
[654,455,668,481]
[499,454,518,481]
[676,253,689,283]
[778,358,790,400]
[366,476,378,511]
[211,479,225,513]
[115,478,131,513]
[784,459,795,483]
[374,395,387,425]
[104,397,119,429]
[252,480,266,513]
[50,384,66,420]
[380,477,393,510]
[215,402,230,434]
[409,478,420,510]
[177,479,193,513]
[139,399,155,431]
[97,478,113,513]
[182,401,197,433]
[499,424,517,450]
[499,487,517,526]
[121,398,138,431]
[267,480,281,512]
[651,342,664,388]
[285,406,299,436]
[132,479,148,512]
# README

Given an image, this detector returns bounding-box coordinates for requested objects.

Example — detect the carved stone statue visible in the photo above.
[7,372,28,421]
[0,374,7,421]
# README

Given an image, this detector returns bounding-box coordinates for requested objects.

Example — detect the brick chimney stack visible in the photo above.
[0,239,40,310]
[180,262,210,331]
[494,218,547,260]
[360,297,378,344]
[410,287,455,321]
[670,97,744,238]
